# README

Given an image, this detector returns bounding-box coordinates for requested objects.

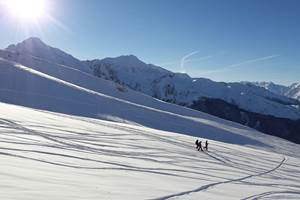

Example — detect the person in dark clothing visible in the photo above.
[204,140,208,151]
[195,139,199,150]
[199,141,203,151]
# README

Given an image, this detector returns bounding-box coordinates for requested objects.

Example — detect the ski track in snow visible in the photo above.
[0,103,300,199]
[153,156,286,199]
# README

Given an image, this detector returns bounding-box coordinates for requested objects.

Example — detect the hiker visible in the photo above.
[195,139,199,149]
[199,140,203,151]
[204,140,208,151]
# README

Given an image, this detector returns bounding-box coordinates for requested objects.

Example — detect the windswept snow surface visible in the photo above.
[0,102,300,200]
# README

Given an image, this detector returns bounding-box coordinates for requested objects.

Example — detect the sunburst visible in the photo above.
[4,0,46,21]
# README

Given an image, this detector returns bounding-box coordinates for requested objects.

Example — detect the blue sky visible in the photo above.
[0,0,299,85]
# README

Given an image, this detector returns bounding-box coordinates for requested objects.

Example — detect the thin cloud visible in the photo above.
[198,55,280,75]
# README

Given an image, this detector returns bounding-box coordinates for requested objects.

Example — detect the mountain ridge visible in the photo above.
[1,37,300,144]
[250,81,300,101]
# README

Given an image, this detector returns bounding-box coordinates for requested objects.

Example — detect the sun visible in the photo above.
[4,0,46,21]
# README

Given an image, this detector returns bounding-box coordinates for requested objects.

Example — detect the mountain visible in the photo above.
[251,81,300,101]
[86,57,300,119]
[1,37,300,144]
[86,56,300,143]
[5,37,88,73]
[286,83,300,100]
[84,55,170,94]
[249,81,290,96]
[0,45,266,145]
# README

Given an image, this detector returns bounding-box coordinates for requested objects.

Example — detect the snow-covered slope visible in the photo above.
[0,102,300,199]
[285,83,300,101]
[252,81,300,101]
[0,57,270,145]
[87,57,300,120]
[249,81,290,97]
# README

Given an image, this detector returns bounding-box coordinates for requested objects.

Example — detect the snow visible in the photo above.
[0,57,269,146]
[0,38,300,199]
[87,56,300,120]
[251,81,300,101]
[250,81,289,97]
[2,37,300,120]
[286,83,300,101]
[4,56,300,151]
[84,55,171,95]
[0,102,300,199]
[5,37,88,73]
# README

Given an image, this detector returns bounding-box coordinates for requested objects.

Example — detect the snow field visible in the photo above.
[0,103,299,199]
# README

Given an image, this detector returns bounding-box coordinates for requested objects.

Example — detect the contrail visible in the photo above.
[225,55,279,69]
[180,51,198,72]
[198,55,279,75]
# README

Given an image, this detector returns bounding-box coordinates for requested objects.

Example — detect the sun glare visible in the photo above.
[5,0,46,21]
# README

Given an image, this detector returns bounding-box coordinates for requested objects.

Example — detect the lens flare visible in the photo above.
[5,0,46,21]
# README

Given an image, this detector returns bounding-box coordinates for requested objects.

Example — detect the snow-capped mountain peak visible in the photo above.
[244,81,289,96]
[250,81,300,101]
[108,54,144,65]
[97,54,169,73]
[6,37,53,56]
[6,37,47,52]
[290,82,300,89]
[5,37,88,72]
[286,82,300,100]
